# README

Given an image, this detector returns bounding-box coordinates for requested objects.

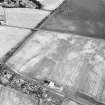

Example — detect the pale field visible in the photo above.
[0,85,37,105]
[6,30,105,103]
[62,99,80,105]
[0,26,31,58]
[4,8,50,28]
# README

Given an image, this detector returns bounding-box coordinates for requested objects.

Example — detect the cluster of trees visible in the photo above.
[0,0,42,9]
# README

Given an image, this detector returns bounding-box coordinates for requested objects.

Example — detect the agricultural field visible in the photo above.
[0,0,105,105]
